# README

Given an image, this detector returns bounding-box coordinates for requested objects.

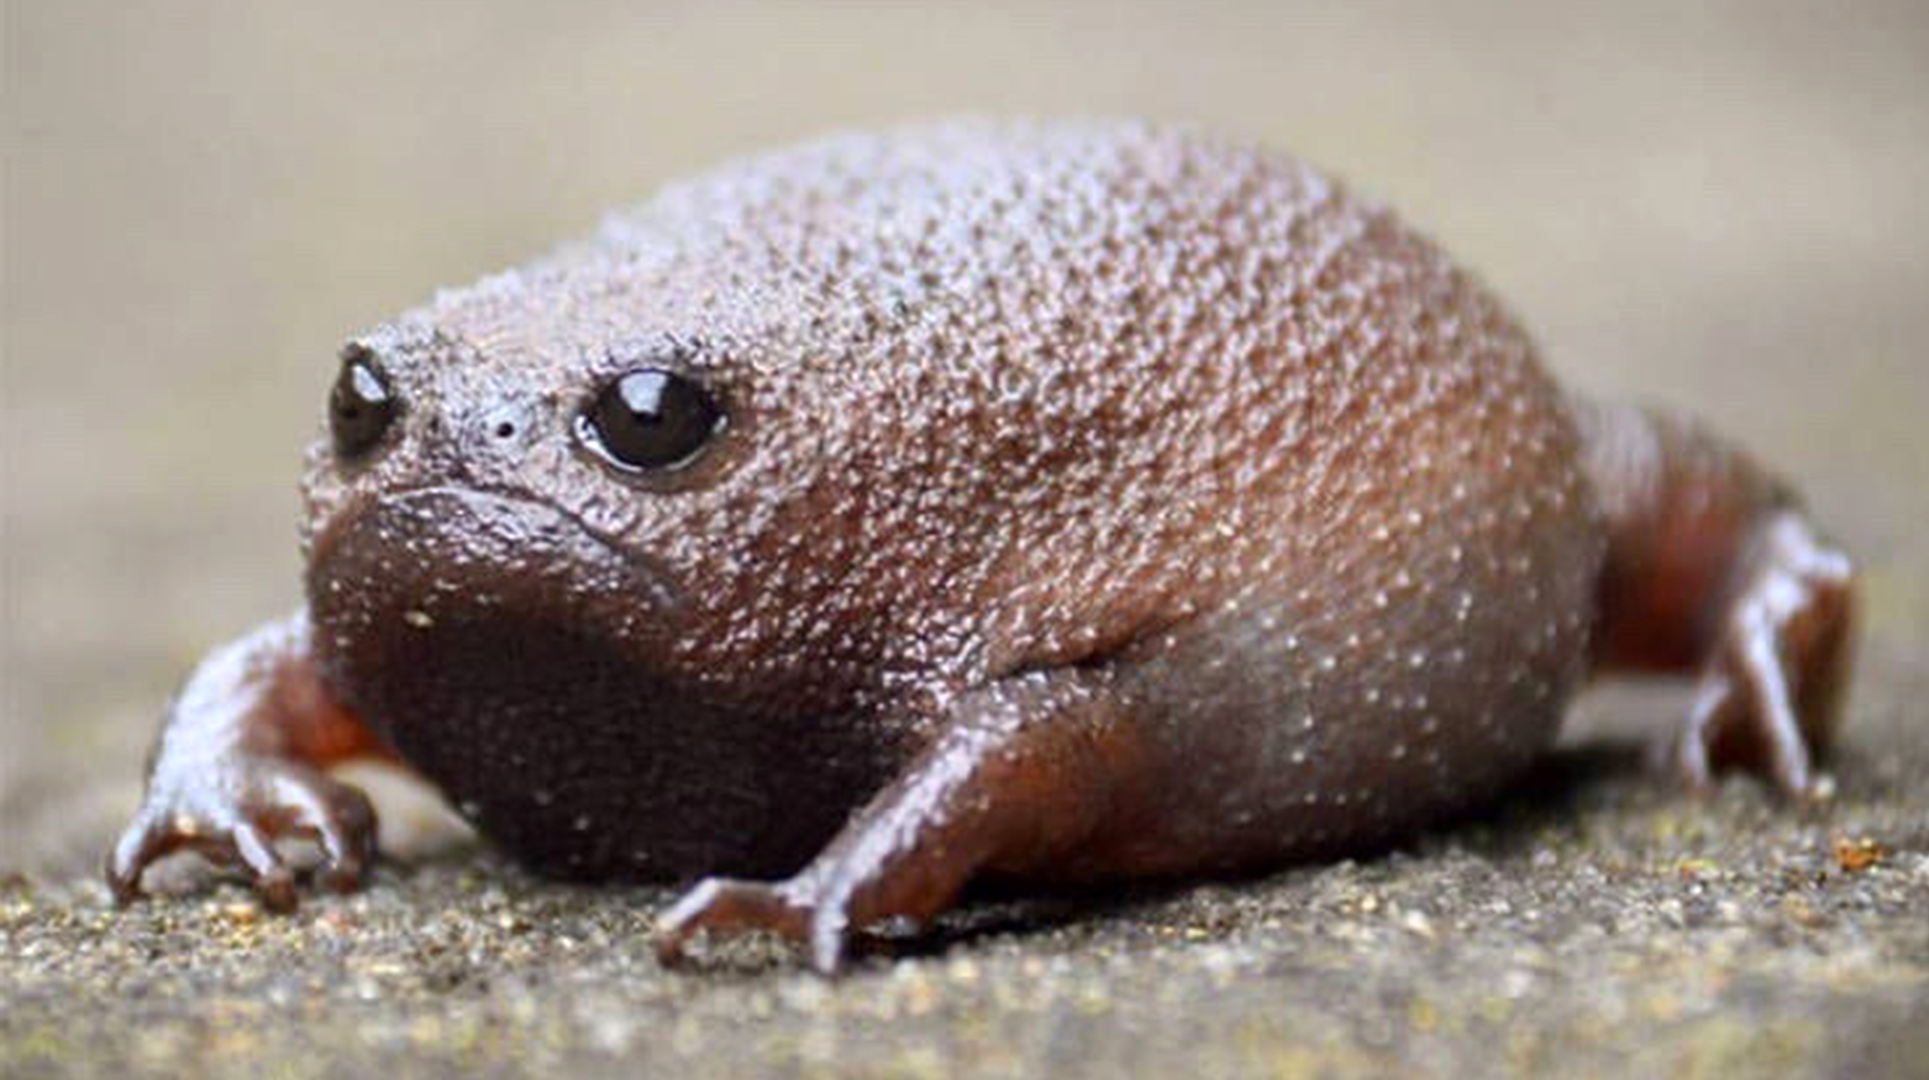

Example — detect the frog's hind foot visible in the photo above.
[1578,401,1858,801]
[1661,511,1855,799]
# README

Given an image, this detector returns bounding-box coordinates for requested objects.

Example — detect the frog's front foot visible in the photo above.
[108,752,378,912]
[656,670,1141,975]
[1664,512,1856,799]
[105,612,394,911]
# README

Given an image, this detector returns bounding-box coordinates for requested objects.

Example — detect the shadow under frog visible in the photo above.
[107,120,1856,974]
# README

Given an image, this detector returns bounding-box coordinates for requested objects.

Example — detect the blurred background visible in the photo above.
[4,0,1926,869]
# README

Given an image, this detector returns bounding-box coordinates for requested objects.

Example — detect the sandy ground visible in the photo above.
[4,2,1926,1077]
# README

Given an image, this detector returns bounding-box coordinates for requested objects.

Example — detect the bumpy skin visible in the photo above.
[108,121,1856,972]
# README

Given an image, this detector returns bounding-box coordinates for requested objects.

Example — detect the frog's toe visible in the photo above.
[654,877,811,966]
[1662,664,1802,795]
[270,771,378,893]
[229,821,300,912]
[107,810,179,905]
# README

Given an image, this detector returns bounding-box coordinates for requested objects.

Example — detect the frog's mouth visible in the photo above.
[304,486,881,881]
[307,485,676,617]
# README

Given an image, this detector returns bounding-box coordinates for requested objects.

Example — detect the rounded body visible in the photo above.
[301,121,1601,881]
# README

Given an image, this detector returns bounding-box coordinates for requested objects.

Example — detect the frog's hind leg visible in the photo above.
[1576,400,1857,797]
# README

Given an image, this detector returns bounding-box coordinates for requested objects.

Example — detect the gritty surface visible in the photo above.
[4,2,1927,1078]
[5,745,1928,1079]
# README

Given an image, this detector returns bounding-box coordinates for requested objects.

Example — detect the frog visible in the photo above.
[106,120,1857,973]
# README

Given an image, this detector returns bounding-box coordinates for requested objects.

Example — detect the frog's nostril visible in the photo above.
[479,404,535,448]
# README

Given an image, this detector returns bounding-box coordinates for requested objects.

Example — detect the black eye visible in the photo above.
[329,348,397,460]
[579,367,724,473]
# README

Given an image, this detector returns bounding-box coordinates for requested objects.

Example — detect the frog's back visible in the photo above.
[545,122,1603,695]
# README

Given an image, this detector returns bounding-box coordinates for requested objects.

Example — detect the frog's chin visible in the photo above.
[302,485,878,881]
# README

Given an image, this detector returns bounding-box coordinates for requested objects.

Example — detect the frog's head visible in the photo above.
[295,250,937,880]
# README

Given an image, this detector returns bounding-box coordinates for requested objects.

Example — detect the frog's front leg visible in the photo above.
[108,609,391,911]
[1579,402,1857,797]
[656,668,1146,973]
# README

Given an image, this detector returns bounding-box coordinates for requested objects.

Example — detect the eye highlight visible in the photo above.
[330,347,398,461]
[578,367,724,473]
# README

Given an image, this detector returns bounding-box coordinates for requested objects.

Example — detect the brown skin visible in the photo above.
[107,121,1856,973]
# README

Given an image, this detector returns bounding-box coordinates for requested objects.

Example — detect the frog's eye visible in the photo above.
[578,367,724,473]
[330,346,398,461]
